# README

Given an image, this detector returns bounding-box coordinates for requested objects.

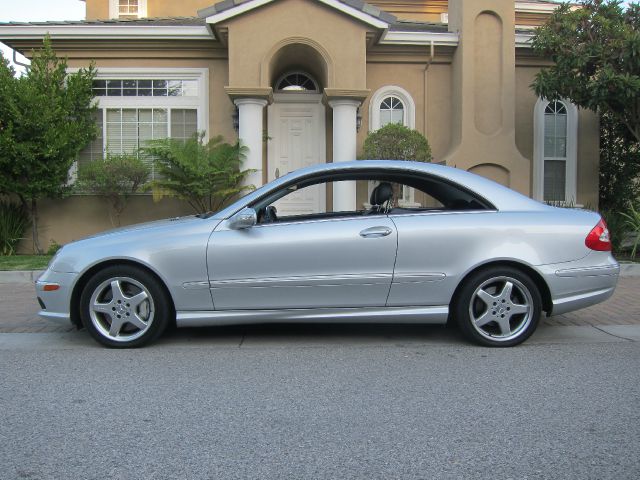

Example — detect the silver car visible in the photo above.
[35,160,619,348]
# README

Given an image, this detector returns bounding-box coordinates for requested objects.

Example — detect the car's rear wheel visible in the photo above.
[80,265,170,348]
[453,266,542,347]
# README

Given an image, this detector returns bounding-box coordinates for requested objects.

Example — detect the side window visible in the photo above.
[253,173,489,225]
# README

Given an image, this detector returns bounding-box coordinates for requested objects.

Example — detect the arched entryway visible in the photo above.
[267,44,328,215]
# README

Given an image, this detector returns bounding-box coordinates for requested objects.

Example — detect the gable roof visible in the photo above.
[198,0,396,29]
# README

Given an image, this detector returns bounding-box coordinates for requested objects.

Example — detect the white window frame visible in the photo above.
[533,98,578,204]
[369,85,416,131]
[109,0,148,19]
[367,85,418,207]
[86,68,209,152]
[68,67,208,184]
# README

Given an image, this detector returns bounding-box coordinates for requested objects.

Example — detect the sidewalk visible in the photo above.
[0,277,638,333]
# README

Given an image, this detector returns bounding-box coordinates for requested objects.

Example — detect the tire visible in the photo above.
[453,266,542,347]
[79,265,171,348]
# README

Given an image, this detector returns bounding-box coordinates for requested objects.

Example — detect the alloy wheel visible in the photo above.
[88,276,155,343]
[468,275,534,342]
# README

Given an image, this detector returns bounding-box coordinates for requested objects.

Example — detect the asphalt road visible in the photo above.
[1,327,639,479]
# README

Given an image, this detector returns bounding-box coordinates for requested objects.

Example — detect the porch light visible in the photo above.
[356,108,362,132]
[232,107,240,132]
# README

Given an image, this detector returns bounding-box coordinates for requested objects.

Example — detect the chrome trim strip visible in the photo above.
[555,265,620,278]
[176,306,449,327]
[209,273,392,288]
[182,281,210,290]
[392,273,446,284]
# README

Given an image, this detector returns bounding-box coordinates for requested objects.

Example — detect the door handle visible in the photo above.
[359,226,393,238]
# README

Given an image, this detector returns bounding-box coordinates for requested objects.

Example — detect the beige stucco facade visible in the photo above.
[0,0,600,250]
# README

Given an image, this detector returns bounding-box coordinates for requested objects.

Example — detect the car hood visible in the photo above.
[82,215,201,240]
[49,214,220,273]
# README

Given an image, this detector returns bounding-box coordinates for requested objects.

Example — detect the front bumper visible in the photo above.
[34,269,77,325]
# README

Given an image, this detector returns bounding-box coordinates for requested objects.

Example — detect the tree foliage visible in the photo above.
[0,36,97,252]
[362,123,432,162]
[599,112,640,210]
[77,153,150,226]
[531,0,640,143]
[140,133,254,214]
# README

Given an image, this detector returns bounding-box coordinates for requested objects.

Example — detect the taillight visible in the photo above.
[585,218,611,251]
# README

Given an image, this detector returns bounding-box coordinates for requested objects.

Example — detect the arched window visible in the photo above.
[533,99,578,204]
[380,96,405,127]
[275,72,319,92]
[367,86,418,206]
[369,85,415,131]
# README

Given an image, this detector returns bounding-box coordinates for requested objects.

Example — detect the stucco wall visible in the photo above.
[515,65,600,207]
[19,196,195,253]
[362,61,452,161]
[223,0,371,90]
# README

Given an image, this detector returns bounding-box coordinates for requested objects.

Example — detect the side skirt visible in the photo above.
[176,306,449,328]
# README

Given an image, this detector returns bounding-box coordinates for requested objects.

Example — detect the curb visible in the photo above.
[1,263,639,284]
[618,262,640,277]
[0,270,44,284]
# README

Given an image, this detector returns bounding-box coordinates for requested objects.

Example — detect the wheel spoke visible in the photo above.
[110,280,126,301]
[127,291,148,309]
[497,317,512,336]
[474,310,494,328]
[500,281,514,301]
[128,313,148,331]
[92,301,113,315]
[109,317,124,337]
[510,303,529,315]
[476,289,498,306]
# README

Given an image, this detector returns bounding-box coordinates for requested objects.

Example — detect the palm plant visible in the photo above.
[141,133,254,214]
[621,203,640,259]
[0,200,28,255]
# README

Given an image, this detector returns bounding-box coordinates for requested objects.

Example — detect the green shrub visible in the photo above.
[0,200,28,255]
[77,153,150,226]
[46,240,62,256]
[141,133,254,214]
[362,123,432,162]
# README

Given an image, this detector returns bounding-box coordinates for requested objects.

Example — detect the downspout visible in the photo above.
[423,40,435,144]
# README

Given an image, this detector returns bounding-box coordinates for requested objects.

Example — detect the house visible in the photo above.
[0,0,599,245]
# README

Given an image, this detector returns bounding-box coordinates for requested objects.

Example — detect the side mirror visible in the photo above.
[229,207,257,230]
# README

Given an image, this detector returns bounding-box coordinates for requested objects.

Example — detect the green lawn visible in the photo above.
[0,255,52,271]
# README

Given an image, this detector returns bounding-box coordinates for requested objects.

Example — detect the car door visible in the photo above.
[207,215,398,310]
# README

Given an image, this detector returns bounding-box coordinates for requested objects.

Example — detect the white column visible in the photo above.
[234,98,268,189]
[328,99,360,212]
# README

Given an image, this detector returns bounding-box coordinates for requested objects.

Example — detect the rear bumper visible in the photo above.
[538,255,619,316]
[550,284,617,316]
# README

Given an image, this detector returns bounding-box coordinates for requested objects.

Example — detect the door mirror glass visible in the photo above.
[229,207,257,230]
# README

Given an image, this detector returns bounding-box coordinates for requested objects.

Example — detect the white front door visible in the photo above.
[267,93,326,215]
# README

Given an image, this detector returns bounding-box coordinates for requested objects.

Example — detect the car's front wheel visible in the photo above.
[80,265,171,348]
[453,266,542,347]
